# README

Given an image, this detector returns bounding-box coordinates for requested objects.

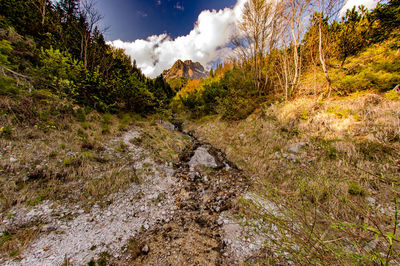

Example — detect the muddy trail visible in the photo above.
[120,131,249,265]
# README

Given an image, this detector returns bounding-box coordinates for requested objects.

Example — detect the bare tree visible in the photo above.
[234,0,285,95]
[313,0,344,98]
[79,0,103,69]
[284,0,312,94]
[32,0,49,26]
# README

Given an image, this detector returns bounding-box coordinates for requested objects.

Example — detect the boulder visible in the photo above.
[160,121,175,131]
[189,147,218,169]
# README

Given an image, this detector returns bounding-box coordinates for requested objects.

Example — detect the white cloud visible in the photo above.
[108,0,246,78]
[340,0,379,16]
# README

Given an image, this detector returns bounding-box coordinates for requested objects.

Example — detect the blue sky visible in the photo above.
[101,0,379,77]
[97,0,237,41]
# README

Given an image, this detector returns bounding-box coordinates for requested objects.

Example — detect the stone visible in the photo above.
[366,197,376,205]
[160,121,175,131]
[288,142,307,154]
[143,223,150,230]
[141,245,150,254]
[41,224,56,233]
[239,134,245,140]
[9,157,17,163]
[189,147,218,169]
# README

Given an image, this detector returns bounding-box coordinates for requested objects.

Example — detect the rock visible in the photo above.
[41,224,56,233]
[288,142,307,154]
[366,197,376,205]
[288,154,298,162]
[143,223,150,230]
[239,134,245,140]
[364,240,378,252]
[189,147,218,169]
[9,157,17,163]
[160,121,175,131]
[141,245,150,254]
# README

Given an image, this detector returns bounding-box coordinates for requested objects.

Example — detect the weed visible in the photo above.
[27,193,47,206]
[77,128,88,140]
[60,142,66,149]
[101,124,110,135]
[75,108,86,122]
[102,113,112,125]
[348,182,365,196]
[116,142,128,152]
[300,109,310,120]
[81,122,91,130]
[0,125,12,138]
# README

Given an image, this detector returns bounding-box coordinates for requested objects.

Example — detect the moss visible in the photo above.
[327,106,354,119]
[300,109,310,120]
[348,182,365,196]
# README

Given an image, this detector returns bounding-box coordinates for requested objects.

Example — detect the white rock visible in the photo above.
[9,157,17,163]
[189,147,218,169]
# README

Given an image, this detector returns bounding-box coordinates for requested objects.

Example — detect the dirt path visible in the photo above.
[2,125,261,265]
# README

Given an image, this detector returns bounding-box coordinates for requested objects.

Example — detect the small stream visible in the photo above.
[127,119,250,265]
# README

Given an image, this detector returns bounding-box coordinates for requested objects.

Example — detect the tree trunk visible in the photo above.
[318,17,332,98]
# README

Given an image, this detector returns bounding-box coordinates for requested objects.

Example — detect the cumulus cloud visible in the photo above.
[340,0,379,16]
[109,0,246,78]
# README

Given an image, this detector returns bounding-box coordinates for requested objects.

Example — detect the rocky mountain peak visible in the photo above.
[162,60,209,81]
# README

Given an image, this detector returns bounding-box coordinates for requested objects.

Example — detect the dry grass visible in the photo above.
[186,92,400,264]
[0,93,191,258]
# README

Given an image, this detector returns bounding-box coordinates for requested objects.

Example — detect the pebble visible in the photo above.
[9,157,17,163]
[141,245,150,254]
[143,223,150,230]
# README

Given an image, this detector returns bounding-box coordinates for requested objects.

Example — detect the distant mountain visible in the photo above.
[162,60,209,81]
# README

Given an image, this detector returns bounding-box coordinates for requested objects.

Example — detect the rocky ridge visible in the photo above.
[162,60,209,81]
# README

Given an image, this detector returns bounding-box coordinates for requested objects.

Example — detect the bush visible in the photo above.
[75,108,86,122]
[385,89,400,100]
[0,76,18,96]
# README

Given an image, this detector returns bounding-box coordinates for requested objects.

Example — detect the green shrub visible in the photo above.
[75,108,86,122]
[348,182,365,196]
[0,76,18,96]
[102,113,112,125]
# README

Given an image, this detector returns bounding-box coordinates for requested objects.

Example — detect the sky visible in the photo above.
[99,0,379,78]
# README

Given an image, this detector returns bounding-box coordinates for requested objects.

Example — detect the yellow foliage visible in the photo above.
[176,79,203,99]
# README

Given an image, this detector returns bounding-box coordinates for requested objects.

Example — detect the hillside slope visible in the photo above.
[184,92,400,264]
